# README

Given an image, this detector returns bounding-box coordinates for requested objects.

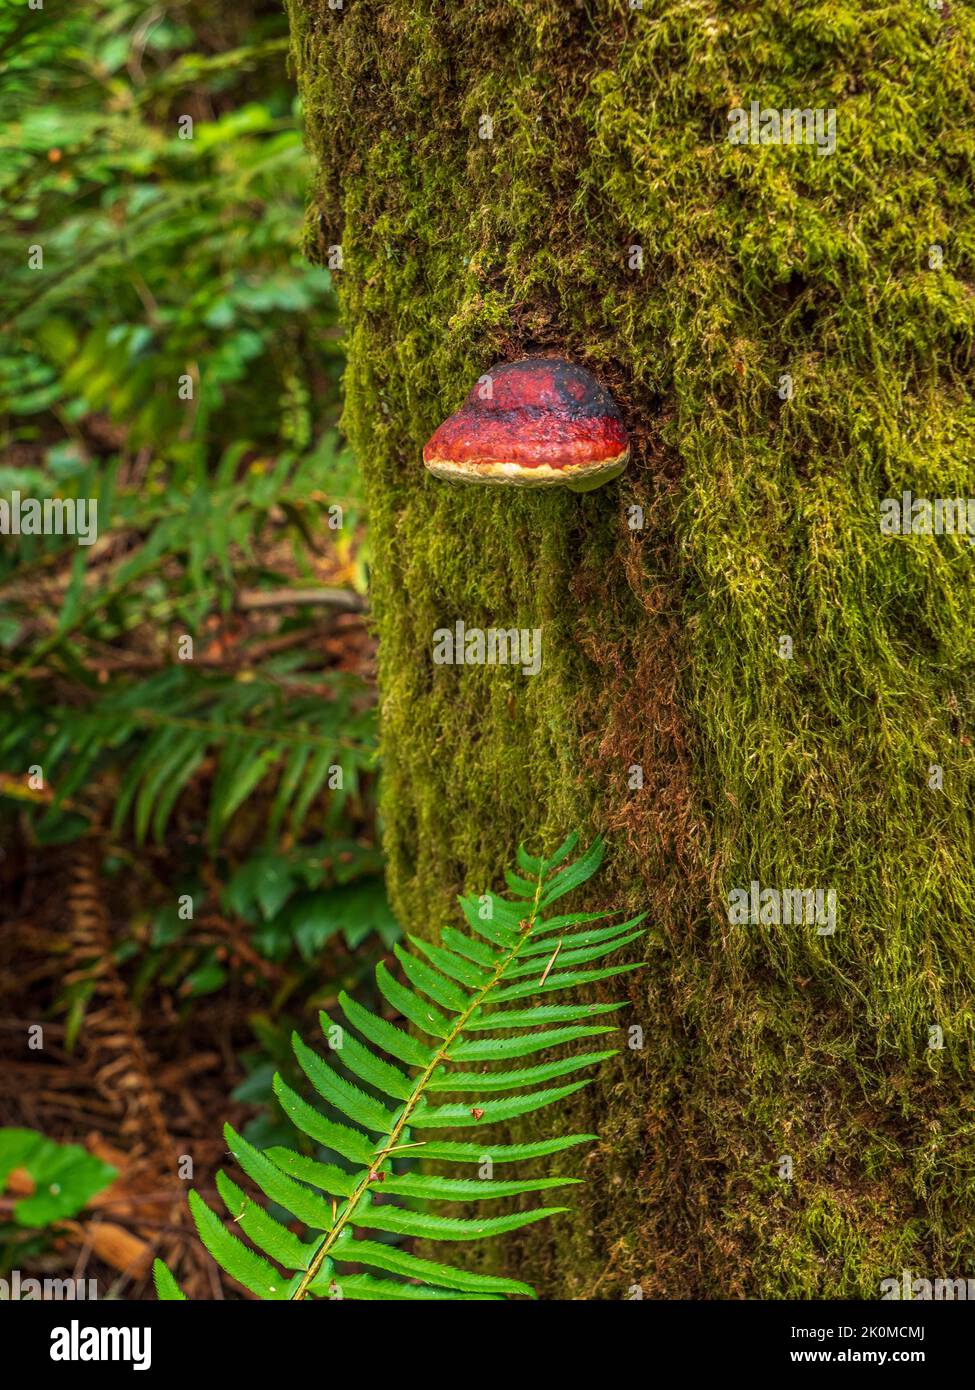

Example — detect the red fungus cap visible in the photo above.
[423,357,629,491]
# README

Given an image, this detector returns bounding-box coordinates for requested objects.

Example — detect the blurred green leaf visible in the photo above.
[0,1129,116,1227]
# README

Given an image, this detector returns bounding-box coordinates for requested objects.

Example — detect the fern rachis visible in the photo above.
[158,834,645,1300]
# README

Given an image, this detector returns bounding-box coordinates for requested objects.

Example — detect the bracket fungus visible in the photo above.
[423,357,629,492]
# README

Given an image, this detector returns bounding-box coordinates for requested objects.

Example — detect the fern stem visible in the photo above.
[129,707,372,754]
[289,867,546,1300]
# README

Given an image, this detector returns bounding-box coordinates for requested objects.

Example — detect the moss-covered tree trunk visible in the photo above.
[286,0,975,1298]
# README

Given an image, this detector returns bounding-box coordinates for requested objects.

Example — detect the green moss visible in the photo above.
[286,0,975,1297]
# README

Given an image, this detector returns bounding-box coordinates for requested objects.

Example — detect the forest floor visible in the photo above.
[1,547,379,1301]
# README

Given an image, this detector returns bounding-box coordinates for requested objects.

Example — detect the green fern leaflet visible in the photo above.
[157,834,645,1300]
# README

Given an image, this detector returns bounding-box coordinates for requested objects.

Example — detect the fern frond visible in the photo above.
[33,663,374,848]
[173,834,645,1300]
[152,1259,187,1301]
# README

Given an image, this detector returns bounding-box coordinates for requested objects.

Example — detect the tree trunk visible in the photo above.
[286,0,975,1298]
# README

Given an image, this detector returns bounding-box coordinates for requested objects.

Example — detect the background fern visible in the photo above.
[159,834,645,1300]
[27,660,375,849]
[0,2,393,1192]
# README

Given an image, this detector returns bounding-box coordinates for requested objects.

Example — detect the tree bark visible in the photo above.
[286,0,975,1298]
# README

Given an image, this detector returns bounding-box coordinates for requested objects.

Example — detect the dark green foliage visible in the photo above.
[0,3,384,999]
[0,0,356,831]
[1,0,338,457]
[222,842,399,960]
[31,661,374,848]
[161,836,644,1299]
